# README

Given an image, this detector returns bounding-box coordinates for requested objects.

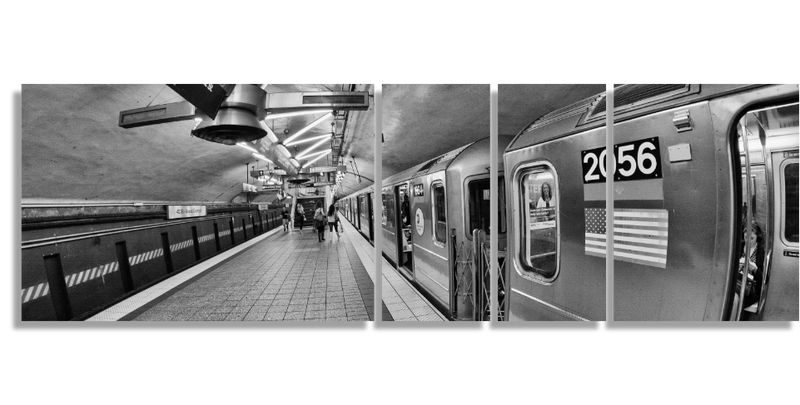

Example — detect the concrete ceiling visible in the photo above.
[21,84,603,204]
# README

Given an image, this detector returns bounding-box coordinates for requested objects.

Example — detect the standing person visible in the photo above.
[296,203,305,234]
[327,204,340,240]
[281,205,290,232]
[314,201,326,242]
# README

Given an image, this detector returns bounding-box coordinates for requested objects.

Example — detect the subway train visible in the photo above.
[337,81,800,322]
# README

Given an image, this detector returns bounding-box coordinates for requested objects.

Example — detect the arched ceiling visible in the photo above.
[21,84,604,204]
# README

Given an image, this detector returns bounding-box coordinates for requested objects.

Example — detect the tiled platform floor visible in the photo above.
[90,212,444,322]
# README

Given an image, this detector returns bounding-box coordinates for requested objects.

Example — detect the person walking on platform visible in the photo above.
[296,203,305,234]
[327,204,340,240]
[281,205,290,232]
[314,201,326,242]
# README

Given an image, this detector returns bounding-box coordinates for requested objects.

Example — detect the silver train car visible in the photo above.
[339,137,511,320]
[504,84,798,321]
[340,85,798,322]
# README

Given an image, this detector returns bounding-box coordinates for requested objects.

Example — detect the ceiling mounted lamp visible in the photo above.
[252,153,273,164]
[262,109,332,121]
[295,137,330,160]
[190,85,267,145]
[285,133,331,147]
[236,142,259,153]
[282,112,333,145]
[301,150,332,169]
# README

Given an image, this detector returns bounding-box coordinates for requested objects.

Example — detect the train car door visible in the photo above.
[367,192,374,241]
[394,183,414,277]
[411,174,451,308]
[355,195,364,232]
[734,102,798,321]
[763,152,799,320]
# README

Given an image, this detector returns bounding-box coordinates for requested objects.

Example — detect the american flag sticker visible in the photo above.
[585,208,669,268]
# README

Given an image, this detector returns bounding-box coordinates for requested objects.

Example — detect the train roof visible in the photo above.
[380,140,479,187]
[507,84,766,152]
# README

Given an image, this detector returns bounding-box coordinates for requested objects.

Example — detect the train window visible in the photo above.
[518,165,559,279]
[383,189,396,230]
[466,178,506,238]
[783,162,798,244]
[432,183,447,245]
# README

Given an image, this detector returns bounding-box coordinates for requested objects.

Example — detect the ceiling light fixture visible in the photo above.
[282,112,333,145]
[237,142,259,153]
[252,153,273,164]
[297,148,330,161]
[262,109,332,121]
[301,150,332,168]
[295,137,330,160]
[285,133,331,147]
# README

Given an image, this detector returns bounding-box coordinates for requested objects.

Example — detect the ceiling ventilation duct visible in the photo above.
[191,85,267,145]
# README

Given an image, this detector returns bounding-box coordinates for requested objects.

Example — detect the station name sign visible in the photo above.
[167,205,207,219]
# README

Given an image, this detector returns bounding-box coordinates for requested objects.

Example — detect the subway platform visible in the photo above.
[89,214,445,322]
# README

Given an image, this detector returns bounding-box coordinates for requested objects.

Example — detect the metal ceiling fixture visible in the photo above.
[192,85,266,145]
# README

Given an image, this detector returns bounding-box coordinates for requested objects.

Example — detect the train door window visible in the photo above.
[467,177,506,238]
[518,165,559,279]
[432,182,447,245]
[782,161,798,244]
[383,188,396,230]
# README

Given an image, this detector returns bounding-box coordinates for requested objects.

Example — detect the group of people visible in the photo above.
[281,201,341,242]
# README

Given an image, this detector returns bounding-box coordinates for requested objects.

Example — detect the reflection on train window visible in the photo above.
[433,183,447,244]
[383,189,396,230]
[467,178,506,237]
[784,162,798,243]
[520,167,558,279]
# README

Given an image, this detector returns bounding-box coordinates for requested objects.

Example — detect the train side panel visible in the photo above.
[505,126,606,321]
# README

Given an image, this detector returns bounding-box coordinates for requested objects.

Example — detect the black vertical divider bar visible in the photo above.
[229,218,236,245]
[606,85,614,321]
[489,82,500,322]
[376,82,383,322]
[251,215,256,235]
[191,226,201,260]
[161,233,174,274]
[214,222,221,251]
[242,218,248,240]
[115,242,134,292]
[42,253,73,320]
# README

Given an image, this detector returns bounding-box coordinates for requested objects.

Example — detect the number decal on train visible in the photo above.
[581,137,663,184]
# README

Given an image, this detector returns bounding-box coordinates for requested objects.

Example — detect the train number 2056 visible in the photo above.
[581,137,663,184]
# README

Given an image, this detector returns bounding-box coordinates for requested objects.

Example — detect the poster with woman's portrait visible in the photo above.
[524,171,557,230]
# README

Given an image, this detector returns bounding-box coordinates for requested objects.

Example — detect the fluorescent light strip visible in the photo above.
[252,153,273,163]
[295,138,330,159]
[237,142,258,153]
[282,112,333,145]
[297,148,330,160]
[262,109,332,121]
[285,133,330,147]
[301,150,332,168]
[289,158,300,167]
